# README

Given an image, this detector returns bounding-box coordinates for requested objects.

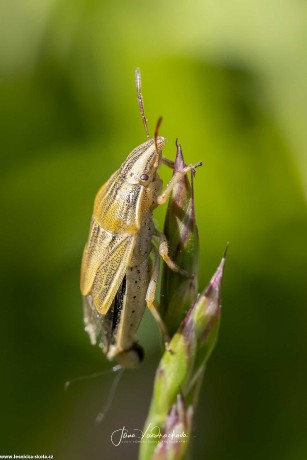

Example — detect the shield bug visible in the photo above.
[80,69,201,368]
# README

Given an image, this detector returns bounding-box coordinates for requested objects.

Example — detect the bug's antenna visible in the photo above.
[154,116,163,167]
[135,68,150,139]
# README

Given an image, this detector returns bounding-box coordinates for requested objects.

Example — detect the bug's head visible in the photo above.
[115,343,145,369]
[121,137,166,186]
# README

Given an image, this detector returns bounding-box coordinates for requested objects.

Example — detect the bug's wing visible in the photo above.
[82,294,103,346]
[94,171,143,233]
[82,275,126,350]
[81,219,112,296]
[81,218,135,315]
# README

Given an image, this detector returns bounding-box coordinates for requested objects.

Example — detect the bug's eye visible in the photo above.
[140,173,149,181]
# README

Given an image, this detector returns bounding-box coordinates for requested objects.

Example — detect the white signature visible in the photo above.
[111,424,188,446]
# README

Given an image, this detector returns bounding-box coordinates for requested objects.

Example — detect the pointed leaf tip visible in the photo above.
[223,241,230,258]
[205,245,228,300]
[174,139,186,170]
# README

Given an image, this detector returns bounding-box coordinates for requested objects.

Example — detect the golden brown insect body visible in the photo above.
[81,137,166,368]
[81,69,202,368]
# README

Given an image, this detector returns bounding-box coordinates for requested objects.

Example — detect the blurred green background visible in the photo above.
[1,1,307,459]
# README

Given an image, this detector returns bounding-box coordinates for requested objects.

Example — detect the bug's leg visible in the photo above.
[155,230,191,278]
[146,247,171,349]
[157,161,202,205]
[162,157,175,169]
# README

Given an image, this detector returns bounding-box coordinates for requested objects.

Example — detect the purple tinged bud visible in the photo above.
[181,247,228,373]
[203,242,228,311]
[160,140,200,336]
[152,394,193,460]
[140,250,227,460]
